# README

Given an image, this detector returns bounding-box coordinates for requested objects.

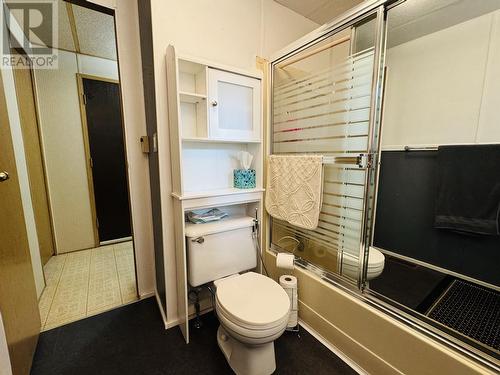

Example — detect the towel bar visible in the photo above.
[403,146,438,151]
[322,154,372,168]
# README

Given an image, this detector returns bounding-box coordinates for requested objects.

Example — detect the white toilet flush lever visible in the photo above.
[192,236,204,244]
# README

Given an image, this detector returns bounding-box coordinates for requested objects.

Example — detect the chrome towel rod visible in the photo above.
[322,155,359,164]
[404,145,438,151]
[322,154,370,168]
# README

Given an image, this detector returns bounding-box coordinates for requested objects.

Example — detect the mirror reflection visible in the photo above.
[369,0,500,358]
[13,0,138,331]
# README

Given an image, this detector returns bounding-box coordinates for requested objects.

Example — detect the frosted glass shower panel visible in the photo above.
[271,26,375,281]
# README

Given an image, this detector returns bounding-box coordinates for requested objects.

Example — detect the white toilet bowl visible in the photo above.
[342,247,385,280]
[214,272,290,375]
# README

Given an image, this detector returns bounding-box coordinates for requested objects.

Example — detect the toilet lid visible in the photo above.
[216,272,290,327]
[343,248,385,269]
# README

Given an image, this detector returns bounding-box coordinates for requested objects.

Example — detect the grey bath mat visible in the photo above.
[427,279,500,351]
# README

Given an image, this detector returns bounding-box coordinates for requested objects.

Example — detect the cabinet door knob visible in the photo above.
[0,171,9,182]
[211,100,218,107]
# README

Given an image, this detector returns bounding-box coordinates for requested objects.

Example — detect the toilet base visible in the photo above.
[217,326,276,375]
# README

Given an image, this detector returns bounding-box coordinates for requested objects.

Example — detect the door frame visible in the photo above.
[76,73,121,247]
[28,68,58,259]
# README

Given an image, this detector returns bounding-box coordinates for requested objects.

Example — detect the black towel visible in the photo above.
[434,145,500,236]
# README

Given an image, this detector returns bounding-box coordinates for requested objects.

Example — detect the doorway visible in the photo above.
[78,75,132,244]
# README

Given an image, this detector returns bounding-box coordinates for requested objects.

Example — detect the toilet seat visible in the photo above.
[215,272,290,343]
[216,299,289,332]
[216,300,289,344]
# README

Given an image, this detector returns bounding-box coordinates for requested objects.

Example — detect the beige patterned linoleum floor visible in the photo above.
[38,241,138,331]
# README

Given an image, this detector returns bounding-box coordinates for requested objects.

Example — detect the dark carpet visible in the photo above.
[31,298,356,375]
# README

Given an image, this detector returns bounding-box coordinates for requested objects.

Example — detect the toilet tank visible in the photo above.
[185,216,257,287]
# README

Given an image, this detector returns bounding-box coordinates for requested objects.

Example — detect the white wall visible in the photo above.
[34,50,118,254]
[382,10,500,148]
[112,0,156,297]
[150,0,318,323]
[477,10,500,143]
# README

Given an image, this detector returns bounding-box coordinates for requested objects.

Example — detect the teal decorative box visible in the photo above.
[234,169,256,189]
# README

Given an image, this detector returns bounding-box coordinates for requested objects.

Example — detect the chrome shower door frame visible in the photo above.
[269,0,389,289]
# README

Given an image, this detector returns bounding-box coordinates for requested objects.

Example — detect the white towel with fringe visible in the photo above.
[265,155,323,230]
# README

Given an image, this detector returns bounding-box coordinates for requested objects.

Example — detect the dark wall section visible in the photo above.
[373,151,500,286]
[138,0,166,310]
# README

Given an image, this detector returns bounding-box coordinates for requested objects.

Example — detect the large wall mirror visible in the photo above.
[368,0,500,361]
[11,0,138,331]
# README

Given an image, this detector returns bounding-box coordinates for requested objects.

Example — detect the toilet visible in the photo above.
[341,247,385,280]
[185,216,290,375]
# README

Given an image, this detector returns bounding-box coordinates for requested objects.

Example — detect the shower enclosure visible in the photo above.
[270,11,383,287]
[269,0,500,370]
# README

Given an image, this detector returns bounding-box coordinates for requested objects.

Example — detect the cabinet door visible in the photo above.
[208,69,261,140]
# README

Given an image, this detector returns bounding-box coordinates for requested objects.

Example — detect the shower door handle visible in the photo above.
[0,171,9,182]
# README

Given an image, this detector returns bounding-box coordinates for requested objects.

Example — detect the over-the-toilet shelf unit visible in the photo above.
[165,45,264,343]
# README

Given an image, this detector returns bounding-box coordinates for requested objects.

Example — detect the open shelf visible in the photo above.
[172,187,265,201]
[179,91,207,104]
[181,137,261,144]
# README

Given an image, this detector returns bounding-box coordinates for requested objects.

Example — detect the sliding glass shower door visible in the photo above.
[270,12,384,285]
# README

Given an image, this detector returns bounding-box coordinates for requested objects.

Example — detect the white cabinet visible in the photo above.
[208,69,261,141]
[164,45,264,344]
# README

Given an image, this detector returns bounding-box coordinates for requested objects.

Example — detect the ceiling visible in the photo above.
[274,0,364,25]
[387,0,500,47]
[276,0,500,47]
[10,0,117,60]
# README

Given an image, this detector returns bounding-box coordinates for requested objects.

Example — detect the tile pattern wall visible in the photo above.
[38,241,137,331]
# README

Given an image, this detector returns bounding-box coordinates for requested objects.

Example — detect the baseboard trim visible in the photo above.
[166,318,180,329]
[154,291,168,329]
[100,236,133,246]
[299,319,368,375]
[165,306,214,329]
[139,291,155,300]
